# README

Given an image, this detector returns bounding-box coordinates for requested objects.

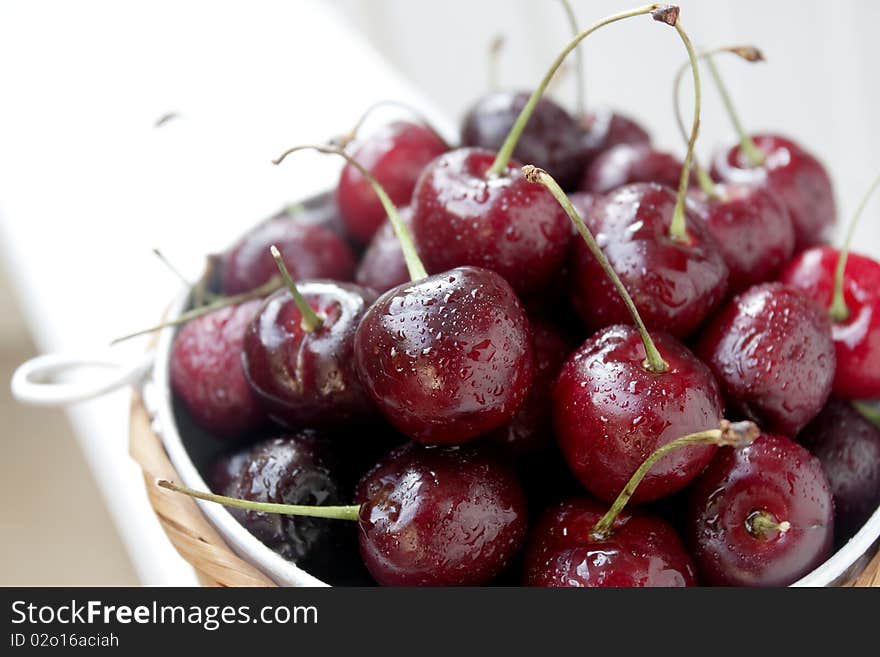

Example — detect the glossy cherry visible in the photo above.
[337,120,447,243]
[579,144,686,194]
[170,299,265,439]
[524,498,696,587]
[355,206,413,293]
[410,147,571,297]
[697,282,836,436]
[354,266,534,445]
[356,442,528,586]
[687,433,834,586]
[578,107,651,166]
[221,214,356,295]
[799,398,880,539]
[569,183,729,338]
[780,247,880,400]
[242,278,378,430]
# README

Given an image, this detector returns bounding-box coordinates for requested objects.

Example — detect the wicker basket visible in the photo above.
[129,391,880,588]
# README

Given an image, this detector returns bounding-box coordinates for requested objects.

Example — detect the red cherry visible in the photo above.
[524,498,696,587]
[578,107,651,166]
[578,144,686,194]
[554,325,723,503]
[336,120,447,243]
[570,183,729,338]
[711,134,836,250]
[780,247,880,400]
[410,148,571,297]
[697,282,836,436]
[687,434,834,586]
[690,182,795,294]
[356,443,528,586]
[355,206,413,293]
[354,266,534,445]
[170,299,265,439]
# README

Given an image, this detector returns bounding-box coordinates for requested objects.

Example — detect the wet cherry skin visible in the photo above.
[711,134,836,250]
[354,266,534,445]
[356,442,528,586]
[779,247,880,400]
[170,299,265,439]
[337,120,447,243]
[697,282,836,436]
[578,144,685,195]
[578,107,651,166]
[524,498,697,587]
[210,432,343,565]
[687,434,834,587]
[354,207,412,293]
[553,324,724,503]
[410,148,571,298]
[691,182,795,294]
[799,398,880,539]
[221,214,356,295]
[242,281,378,430]
[569,183,729,338]
[461,91,585,189]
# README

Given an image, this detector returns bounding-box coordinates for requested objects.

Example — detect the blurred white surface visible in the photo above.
[0,0,878,585]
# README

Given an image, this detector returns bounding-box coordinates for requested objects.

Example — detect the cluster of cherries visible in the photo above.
[152,3,880,586]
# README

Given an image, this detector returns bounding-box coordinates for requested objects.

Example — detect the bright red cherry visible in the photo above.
[354,266,534,445]
[697,282,836,436]
[355,207,412,293]
[579,144,686,194]
[524,498,696,587]
[170,299,265,439]
[337,120,447,243]
[687,434,834,586]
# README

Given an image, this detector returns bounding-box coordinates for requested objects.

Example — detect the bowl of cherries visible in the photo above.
[12,3,880,587]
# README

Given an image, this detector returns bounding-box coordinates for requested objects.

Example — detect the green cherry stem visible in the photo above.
[829,172,880,322]
[590,420,760,540]
[157,480,362,522]
[487,3,675,178]
[273,144,428,281]
[705,52,765,167]
[488,34,505,90]
[558,0,586,117]
[853,401,880,427]
[524,165,669,374]
[270,245,323,332]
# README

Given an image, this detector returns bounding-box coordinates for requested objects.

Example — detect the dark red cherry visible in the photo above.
[410,148,571,297]
[711,134,836,250]
[337,120,447,243]
[210,433,344,565]
[354,266,534,445]
[524,498,696,587]
[170,299,265,439]
[356,442,528,586]
[242,281,378,429]
[799,398,880,539]
[554,324,723,503]
[354,206,413,293]
[687,433,834,586]
[697,282,836,436]
[578,107,651,166]
[780,247,880,400]
[221,215,356,295]
[461,91,585,189]
[578,144,685,194]
[691,182,795,293]
[569,183,729,338]
[486,316,576,457]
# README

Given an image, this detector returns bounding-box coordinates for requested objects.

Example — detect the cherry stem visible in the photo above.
[525,165,669,374]
[558,0,586,117]
[270,245,323,332]
[331,101,440,149]
[705,52,765,167]
[667,18,701,242]
[746,510,791,540]
[488,34,505,90]
[830,172,880,322]
[157,480,362,522]
[591,419,760,540]
[111,276,281,344]
[673,46,765,199]
[487,3,675,178]
[853,401,880,427]
[273,144,428,281]
[152,248,193,288]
